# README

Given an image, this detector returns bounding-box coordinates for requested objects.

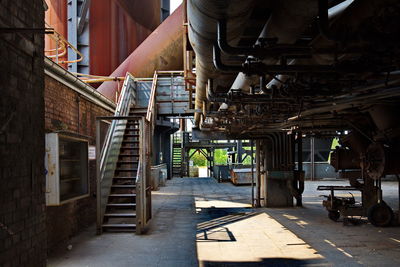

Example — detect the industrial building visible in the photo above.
[1,0,400,266]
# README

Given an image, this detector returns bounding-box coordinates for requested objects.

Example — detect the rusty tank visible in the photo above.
[97,5,184,100]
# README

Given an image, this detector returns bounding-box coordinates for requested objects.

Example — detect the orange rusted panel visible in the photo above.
[45,0,68,65]
[89,0,158,77]
[97,5,184,101]
[114,0,161,31]
[45,0,160,73]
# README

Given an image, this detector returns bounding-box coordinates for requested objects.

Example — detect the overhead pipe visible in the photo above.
[228,0,355,95]
[228,0,319,94]
[217,20,313,58]
[290,86,400,120]
[318,0,341,41]
[187,0,257,126]
[206,79,226,103]
[213,44,367,74]
[312,0,378,66]
[212,45,244,73]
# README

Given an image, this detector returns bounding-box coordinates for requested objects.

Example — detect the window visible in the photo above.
[45,133,89,205]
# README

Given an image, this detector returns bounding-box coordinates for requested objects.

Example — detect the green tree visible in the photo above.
[190,149,207,166]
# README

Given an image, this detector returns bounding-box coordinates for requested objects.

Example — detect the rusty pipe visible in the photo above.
[97,5,184,101]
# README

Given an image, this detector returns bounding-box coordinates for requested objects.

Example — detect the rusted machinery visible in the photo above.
[325,105,400,226]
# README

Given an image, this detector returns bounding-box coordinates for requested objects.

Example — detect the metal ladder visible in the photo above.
[172,132,183,177]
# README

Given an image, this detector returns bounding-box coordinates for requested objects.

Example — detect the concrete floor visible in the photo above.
[48,178,400,267]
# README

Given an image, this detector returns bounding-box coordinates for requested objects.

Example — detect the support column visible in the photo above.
[237,140,243,164]
[263,133,294,207]
[255,140,261,207]
[310,136,315,181]
[251,140,255,207]
[296,133,304,207]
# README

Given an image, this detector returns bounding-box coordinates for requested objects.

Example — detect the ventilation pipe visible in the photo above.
[187,0,257,127]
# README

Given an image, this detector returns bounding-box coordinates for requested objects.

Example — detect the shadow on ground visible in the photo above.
[202,257,330,267]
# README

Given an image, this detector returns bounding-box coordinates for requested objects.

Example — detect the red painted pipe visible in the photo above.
[97,5,184,101]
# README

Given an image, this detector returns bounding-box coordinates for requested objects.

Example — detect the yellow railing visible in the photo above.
[44,22,83,64]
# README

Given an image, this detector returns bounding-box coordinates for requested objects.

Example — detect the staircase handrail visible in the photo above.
[96,73,136,234]
[146,71,158,123]
[100,73,135,175]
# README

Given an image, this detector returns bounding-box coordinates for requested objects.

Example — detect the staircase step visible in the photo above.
[102,223,136,229]
[124,134,140,137]
[111,184,136,188]
[122,141,139,143]
[104,213,136,218]
[129,108,147,113]
[109,193,136,197]
[114,176,135,179]
[119,155,139,158]
[106,203,136,208]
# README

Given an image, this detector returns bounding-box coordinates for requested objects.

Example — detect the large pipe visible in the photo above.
[229,0,319,94]
[97,5,184,100]
[187,0,257,126]
[230,0,354,93]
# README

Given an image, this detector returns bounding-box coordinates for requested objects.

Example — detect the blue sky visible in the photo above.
[170,0,182,13]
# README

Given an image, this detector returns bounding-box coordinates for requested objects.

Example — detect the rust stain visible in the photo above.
[97,4,184,101]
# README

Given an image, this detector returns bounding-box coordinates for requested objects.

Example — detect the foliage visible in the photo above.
[190,149,207,166]
[189,149,229,166]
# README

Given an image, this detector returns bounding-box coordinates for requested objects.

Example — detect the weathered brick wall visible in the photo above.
[0,1,46,266]
[44,75,112,252]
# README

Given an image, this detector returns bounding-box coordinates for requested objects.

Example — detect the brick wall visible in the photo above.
[44,75,112,252]
[0,1,46,266]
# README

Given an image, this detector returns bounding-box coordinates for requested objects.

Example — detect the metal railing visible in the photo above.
[135,118,152,234]
[135,72,160,233]
[45,22,84,64]
[96,73,136,234]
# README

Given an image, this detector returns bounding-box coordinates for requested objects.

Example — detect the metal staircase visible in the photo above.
[96,71,193,234]
[96,74,152,235]
[172,132,183,177]
[101,110,140,232]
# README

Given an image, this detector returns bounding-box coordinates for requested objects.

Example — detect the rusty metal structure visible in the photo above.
[45,0,164,75]
[97,5,184,100]
[186,0,400,225]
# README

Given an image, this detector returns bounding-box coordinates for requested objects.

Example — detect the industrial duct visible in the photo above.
[187,0,257,126]
[229,0,319,94]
